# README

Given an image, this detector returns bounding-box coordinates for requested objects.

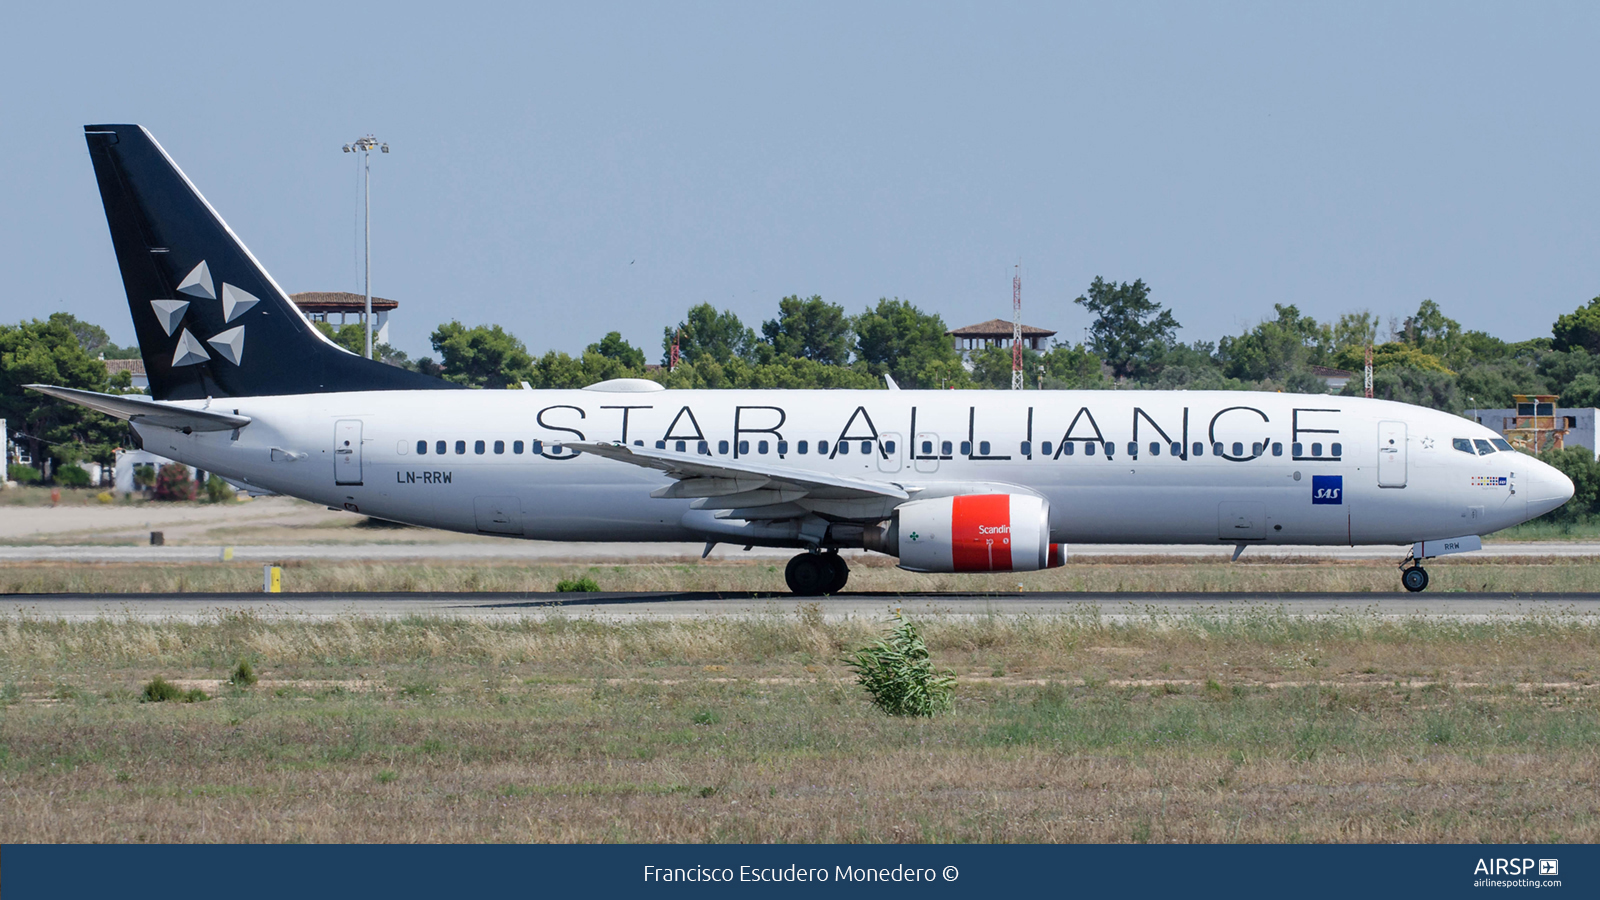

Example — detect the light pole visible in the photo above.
[343,135,389,358]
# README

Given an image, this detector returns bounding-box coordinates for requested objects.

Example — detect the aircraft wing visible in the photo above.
[25,384,251,433]
[566,441,909,504]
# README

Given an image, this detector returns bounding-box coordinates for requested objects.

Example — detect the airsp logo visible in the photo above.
[1311,474,1342,505]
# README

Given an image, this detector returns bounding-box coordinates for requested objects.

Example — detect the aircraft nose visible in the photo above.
[1524,459,1575,519]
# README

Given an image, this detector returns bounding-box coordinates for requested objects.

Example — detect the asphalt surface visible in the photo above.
[4,591,1598,622]
[5,541,1600,562]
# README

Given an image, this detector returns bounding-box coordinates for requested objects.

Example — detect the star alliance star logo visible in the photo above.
[150,260,260,368]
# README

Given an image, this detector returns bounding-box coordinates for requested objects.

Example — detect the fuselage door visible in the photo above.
[914,432,940,474]
[1377,421,1407,488]
[334,419,363,485]
[877,432,903,473]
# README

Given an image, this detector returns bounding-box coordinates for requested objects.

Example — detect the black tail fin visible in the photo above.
[84,124,457,400]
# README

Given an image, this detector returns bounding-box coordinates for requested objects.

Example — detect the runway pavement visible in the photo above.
[4,590,1597,622]
[5,540,1600,562]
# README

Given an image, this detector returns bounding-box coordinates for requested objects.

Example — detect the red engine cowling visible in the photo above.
[866,493,1066,573]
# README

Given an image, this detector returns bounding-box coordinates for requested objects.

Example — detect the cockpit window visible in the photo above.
[1491,438,1514,452]
[1452,438,1474,454]
[1473,439,1495,455]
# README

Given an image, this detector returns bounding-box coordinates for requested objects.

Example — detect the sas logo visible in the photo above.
[1312,475,1342,505]
[1471,475,1508,487]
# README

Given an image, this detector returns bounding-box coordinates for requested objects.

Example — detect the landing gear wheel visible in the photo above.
[824,552,850,595]
[785,552,834,595]
[1401,565,1430,593]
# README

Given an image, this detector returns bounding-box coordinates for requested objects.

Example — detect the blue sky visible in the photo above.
[2,2,1597,362]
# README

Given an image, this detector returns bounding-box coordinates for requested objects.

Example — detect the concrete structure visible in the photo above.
[947,318,1055,357]
[1310,365,1353,392]
[102,357,149,392]
[290,292,396,346]
[1474,398,1599,459]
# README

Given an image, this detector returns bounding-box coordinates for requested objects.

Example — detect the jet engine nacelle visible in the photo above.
[864,493,1066,573]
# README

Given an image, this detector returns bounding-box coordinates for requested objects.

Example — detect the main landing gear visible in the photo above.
[785,550,849,595]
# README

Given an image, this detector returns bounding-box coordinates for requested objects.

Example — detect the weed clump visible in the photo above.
[556,575,600,592]
[141,677,208,703]
[229,660,258,687]
[846,614,955,717]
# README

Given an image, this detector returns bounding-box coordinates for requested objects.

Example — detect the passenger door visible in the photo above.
[877,432,903,473]
[1377,421,1407,488]
[334,419,363,485]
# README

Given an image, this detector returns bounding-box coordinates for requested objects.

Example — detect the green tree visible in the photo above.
[1401,299,1465,365]
[429,321,534,388]
[312,321,414,369]
[852,298,967,388]
[0,314,130,475]
[1074,277,1180,380]
[661,304,757,366]
[1552,297,1600,355]
[1330,311,1379,358]
[1216,304,1330,383]
[1532,446,1600,523]
[586,331,646,370]
[1339,366,1460,410]
[1040,343,1109,389]
[760,295,852,365]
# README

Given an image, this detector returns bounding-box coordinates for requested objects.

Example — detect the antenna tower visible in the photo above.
[670,329,682,372]
[1363,344,1374,398]
[1011,263,1023,390]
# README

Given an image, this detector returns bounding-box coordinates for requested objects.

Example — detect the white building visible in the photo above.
[290,291,396,346]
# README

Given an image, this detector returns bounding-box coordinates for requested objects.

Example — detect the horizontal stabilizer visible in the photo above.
[25,384,250,432]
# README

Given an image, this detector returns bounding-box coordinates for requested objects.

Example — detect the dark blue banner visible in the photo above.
[3,844,1593,899]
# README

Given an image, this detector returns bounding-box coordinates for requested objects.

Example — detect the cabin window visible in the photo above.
[818,440,829,454]
[474,440,486,455]
[959,441,971,455]
[1020,441,1032,456]
[1150,442,1162,457]
[531,440,543,454]
[656,440,666,450]
[777,441,788,455]
[1103,442,1115,458]
[758,441,769,455]
[921,440,933,455]
[838,441,850,455]
[1060,442,1072,456]
[1041,441,1053,456]
[493,440,505,455]
[1251,442,1263,456]
[436,441,447,455]
[798,440,809,454]
[861,440,872,455]
[416,440,427,455]
[634,440,644,447]
[980,441,992,455]
[675,440,686,452]
[1311,442,1322,457]
[719,440,730,454]
[1331,442,1342,456]
[883,440,894,454]
[455,441,467,455]
[698,441,710,455]
[1170,442,1182,457]
[1193,442,1204,457]
[513,441,524,454]
[1125,441,1136,457]
[1083,442,1095,457]
[1212,442,1223,457]
[1232,442,1244,457]
[1293,442,1303,456]
[1474,439,1495,455]
[1454,439,1474,454]
[941,440,953,456]
[738,440,749,455]
[1271,442,1283,456]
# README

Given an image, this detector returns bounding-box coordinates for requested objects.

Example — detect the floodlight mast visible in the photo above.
[342,135,389,358]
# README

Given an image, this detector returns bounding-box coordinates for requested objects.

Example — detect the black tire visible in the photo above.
[824,553,850,594]
[1401,565,1429,593]
[785,553,833,595]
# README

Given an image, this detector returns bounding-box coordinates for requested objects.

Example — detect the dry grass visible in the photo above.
[8,555,1600,595]
[1,607,1596,843]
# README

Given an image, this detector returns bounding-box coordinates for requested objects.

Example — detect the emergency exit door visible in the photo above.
[335,420,363,485]
[1377,421,1407,488]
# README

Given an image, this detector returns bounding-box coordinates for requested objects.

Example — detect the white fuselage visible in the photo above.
[139,388,1572,549]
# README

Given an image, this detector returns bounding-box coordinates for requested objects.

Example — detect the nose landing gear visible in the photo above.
[785,550,850,595]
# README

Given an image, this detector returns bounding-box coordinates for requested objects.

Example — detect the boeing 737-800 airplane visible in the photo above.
[29,125,1575,594]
